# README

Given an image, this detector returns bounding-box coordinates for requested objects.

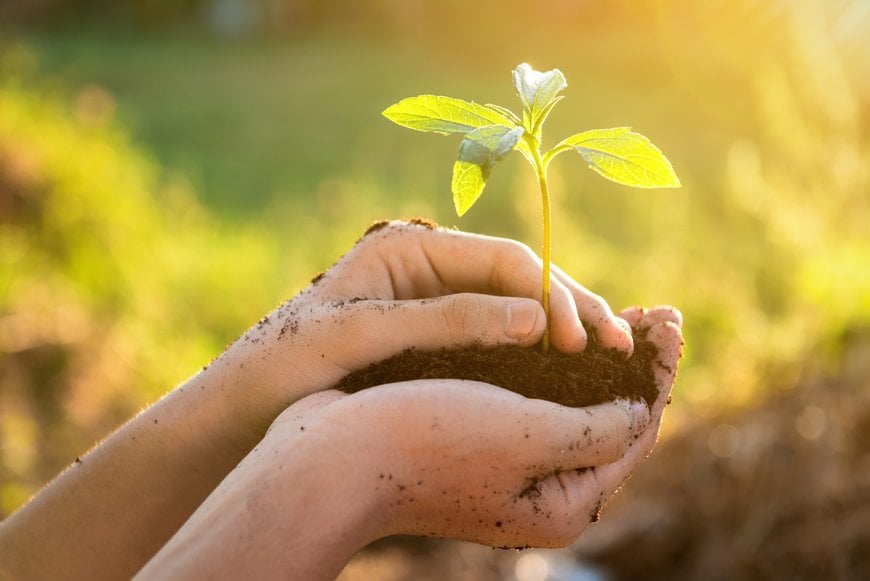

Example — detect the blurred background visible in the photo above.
[1,0,868,578]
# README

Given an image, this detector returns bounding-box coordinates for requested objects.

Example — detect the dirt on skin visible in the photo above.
[338,325,660,409]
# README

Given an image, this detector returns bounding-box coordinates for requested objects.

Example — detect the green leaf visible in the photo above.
[382,95,516,135]
[512,63,567,134]
[483,103,522,126]
[451,161,487,217]
[483,103,536,164]
[452,125,524,216]
[554,127,681,188]
[530,95,564,139]
[458,125,524,166]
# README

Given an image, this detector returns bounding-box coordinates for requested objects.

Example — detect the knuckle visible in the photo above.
[441,294,485,341]
[580,292,609,319]
[490,239,540,289]
[505,239,538,264]
[359,220,409,247]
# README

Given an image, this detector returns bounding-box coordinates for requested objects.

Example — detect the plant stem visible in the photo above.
[531,144,552,353]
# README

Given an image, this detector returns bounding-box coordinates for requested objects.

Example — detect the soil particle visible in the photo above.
[519,482,544,515]
[278,316,299,339]
[407,217,438,229]
[337,326,659,409]
[310,271,326,285]
[362,217,439,240]
[590,501,603,523]
[362,219,391,237]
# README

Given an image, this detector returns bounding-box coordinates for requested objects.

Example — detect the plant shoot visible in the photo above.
[383,63,681,351]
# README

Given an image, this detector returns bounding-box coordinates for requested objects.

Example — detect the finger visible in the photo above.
[619,305,683,330]
[417,229,586,353]
[284,389,346,418]
[642,305,683,329]
[584,321,683,493]
[618,306,645,328]
[317,223,588,353]
[551,264,634,356]
[328,294,547,370]
[356,379,648,472]
[523,322,683,537]
[647,321,683,408]
[503,396,650,472]
[268,390,346,432]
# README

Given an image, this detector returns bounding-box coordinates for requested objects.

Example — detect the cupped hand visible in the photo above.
[141,305,682,579]
[215,221,633,435]
[265,304,683,551]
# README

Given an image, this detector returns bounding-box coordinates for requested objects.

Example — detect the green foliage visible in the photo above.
[512,63,566,139]
[0,76,294,517]
[382,95,516,135]
[547,128,682,188]
[452,126,524,216]
[383,63,680,218]
[383,64,681,348]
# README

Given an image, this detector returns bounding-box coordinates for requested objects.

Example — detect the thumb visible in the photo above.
[332,293,546,368]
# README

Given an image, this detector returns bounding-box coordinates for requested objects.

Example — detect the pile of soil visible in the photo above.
[338,326,660,409]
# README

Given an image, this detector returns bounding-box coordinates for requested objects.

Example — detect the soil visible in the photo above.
[337,325,660,409]
[336,219,660,408]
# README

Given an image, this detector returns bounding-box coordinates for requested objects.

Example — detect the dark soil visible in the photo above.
[338,326,660,409]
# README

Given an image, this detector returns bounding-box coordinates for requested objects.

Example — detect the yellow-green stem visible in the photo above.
[531,146,552,352]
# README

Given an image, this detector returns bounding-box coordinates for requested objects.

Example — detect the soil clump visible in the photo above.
[338,326,659,408]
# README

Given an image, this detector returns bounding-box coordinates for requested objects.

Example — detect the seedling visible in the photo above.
[383,63,680,351]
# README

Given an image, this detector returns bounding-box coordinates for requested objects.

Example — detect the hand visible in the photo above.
[141,306,681,579]
[214,220,634,443]
[323,305,682,549]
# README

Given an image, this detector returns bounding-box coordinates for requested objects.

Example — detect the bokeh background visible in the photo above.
[1,0,868,578]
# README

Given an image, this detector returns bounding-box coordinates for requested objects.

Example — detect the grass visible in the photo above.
[16,26,727,230]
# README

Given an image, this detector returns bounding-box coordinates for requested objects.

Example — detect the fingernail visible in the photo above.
[506,301,540,340]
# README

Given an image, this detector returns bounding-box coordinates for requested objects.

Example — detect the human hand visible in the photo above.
[139,305,681,579]
[322,305,683,549]
[212,220,634,443]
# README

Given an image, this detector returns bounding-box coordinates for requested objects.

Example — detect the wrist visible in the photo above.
[258,422,389,565]
[140,414,387,579]
[195,339,303,457]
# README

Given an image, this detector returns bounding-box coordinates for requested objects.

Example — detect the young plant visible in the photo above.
[383,63,681,351]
